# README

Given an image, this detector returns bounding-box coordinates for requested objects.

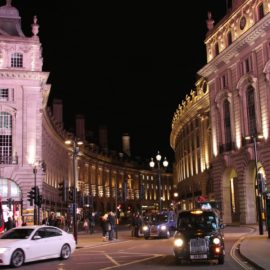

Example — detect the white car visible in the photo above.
[0,225,76,268]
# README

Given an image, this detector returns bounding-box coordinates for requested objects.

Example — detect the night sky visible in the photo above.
[11,0,227,163]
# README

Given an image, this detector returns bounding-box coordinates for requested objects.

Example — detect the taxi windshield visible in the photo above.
[177,211,218,231]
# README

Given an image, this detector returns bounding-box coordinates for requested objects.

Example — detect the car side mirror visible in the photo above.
[33,235,42,240]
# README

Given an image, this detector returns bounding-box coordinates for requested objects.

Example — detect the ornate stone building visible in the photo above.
[170,78,212,210]
[172,0,270,225]
[0,1,173,227]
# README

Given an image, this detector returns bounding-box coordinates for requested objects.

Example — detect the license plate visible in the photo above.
[190,254,207,259]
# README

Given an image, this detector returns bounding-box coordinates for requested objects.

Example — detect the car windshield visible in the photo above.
[144,214,168,224]
[177,211,218,231]
[1,228,34,239]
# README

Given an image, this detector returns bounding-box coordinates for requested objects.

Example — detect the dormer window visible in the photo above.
[258,3,264,20]
[215,42,219,56]
[11,53,23,68]
[227,31,232,46]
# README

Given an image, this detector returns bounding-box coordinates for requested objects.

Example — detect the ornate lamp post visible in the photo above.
[149,151,169,212]
[65,138,83,244]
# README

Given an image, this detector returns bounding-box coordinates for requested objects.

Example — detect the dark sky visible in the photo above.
[12,0,227,163]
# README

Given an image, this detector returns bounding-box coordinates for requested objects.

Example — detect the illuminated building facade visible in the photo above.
[0,1,173,226]
[172,0,270,225]
[170,78,212,211]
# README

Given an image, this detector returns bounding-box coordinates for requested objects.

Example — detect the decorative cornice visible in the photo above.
[199,13,270,78]
[170,78,209,149]
[0,70,49,84]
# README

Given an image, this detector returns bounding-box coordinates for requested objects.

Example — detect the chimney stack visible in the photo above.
[122,133,131,157]
[75,114,85,140]
[52,99,63,127]
[99,125,108,150]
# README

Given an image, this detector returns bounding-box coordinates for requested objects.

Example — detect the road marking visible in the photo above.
[230,236,253,270]
[104,253,120,266]
[100,254,163,270]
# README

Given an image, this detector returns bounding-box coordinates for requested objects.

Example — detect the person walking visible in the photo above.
[88,212,95,234]
[100,213,108,241]
[108,211,116,240]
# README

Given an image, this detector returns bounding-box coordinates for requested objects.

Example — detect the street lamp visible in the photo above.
[149,151,169,212]
[246,134,264,235]
[65,138,83,244]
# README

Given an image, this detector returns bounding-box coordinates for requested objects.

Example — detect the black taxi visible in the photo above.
[173,207,225,265]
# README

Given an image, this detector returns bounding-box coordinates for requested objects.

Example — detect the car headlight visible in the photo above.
[213,237,221,245]
[174,238,184,247]
[142,225,149,231]
[0,247,10,254]
[160,225,167,231]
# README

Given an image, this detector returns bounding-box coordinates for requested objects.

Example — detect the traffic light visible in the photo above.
[58,181,67,202]
[36,195,43,207]
[27,187,35,206]
[33,186,39,205]
[68,188,74,202]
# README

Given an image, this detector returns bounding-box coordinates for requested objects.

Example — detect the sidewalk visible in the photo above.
[239,227,270,270]
[76,224,270,270]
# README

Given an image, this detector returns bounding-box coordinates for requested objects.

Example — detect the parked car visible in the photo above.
[0,225,76,268]
[142,211,176,239]
[173,208,225,265]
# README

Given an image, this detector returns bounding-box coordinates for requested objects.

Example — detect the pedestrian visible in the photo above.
[134,213,142,237]
[100,213,108,241]
[88,212,95,234]
[83,218,89,233]
[108,211,116,240]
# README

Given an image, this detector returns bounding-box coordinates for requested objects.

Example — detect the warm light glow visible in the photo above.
[156,151,161,161]
[163,157,169,167]
[191,210,203,215]
[65,139,83,146]
[28,143,36,165]
[212,130,218,157]
[174,192,179,198]
[149,158,155,168]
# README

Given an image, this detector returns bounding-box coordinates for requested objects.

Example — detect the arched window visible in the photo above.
[246,85,257,136]
[0,112,12,164]
[11,52,23,68]
[224,99,232,150]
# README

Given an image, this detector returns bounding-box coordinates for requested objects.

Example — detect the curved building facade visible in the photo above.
[170,78,212,211]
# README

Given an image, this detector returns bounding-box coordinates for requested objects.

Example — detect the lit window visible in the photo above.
[0,112,12,164]
[0,89,8,101]
[11,53,23,68]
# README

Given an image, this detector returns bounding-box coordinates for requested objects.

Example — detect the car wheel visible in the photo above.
[218,255,224,265]
[60,244,71,260]
[10,249,24,268]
